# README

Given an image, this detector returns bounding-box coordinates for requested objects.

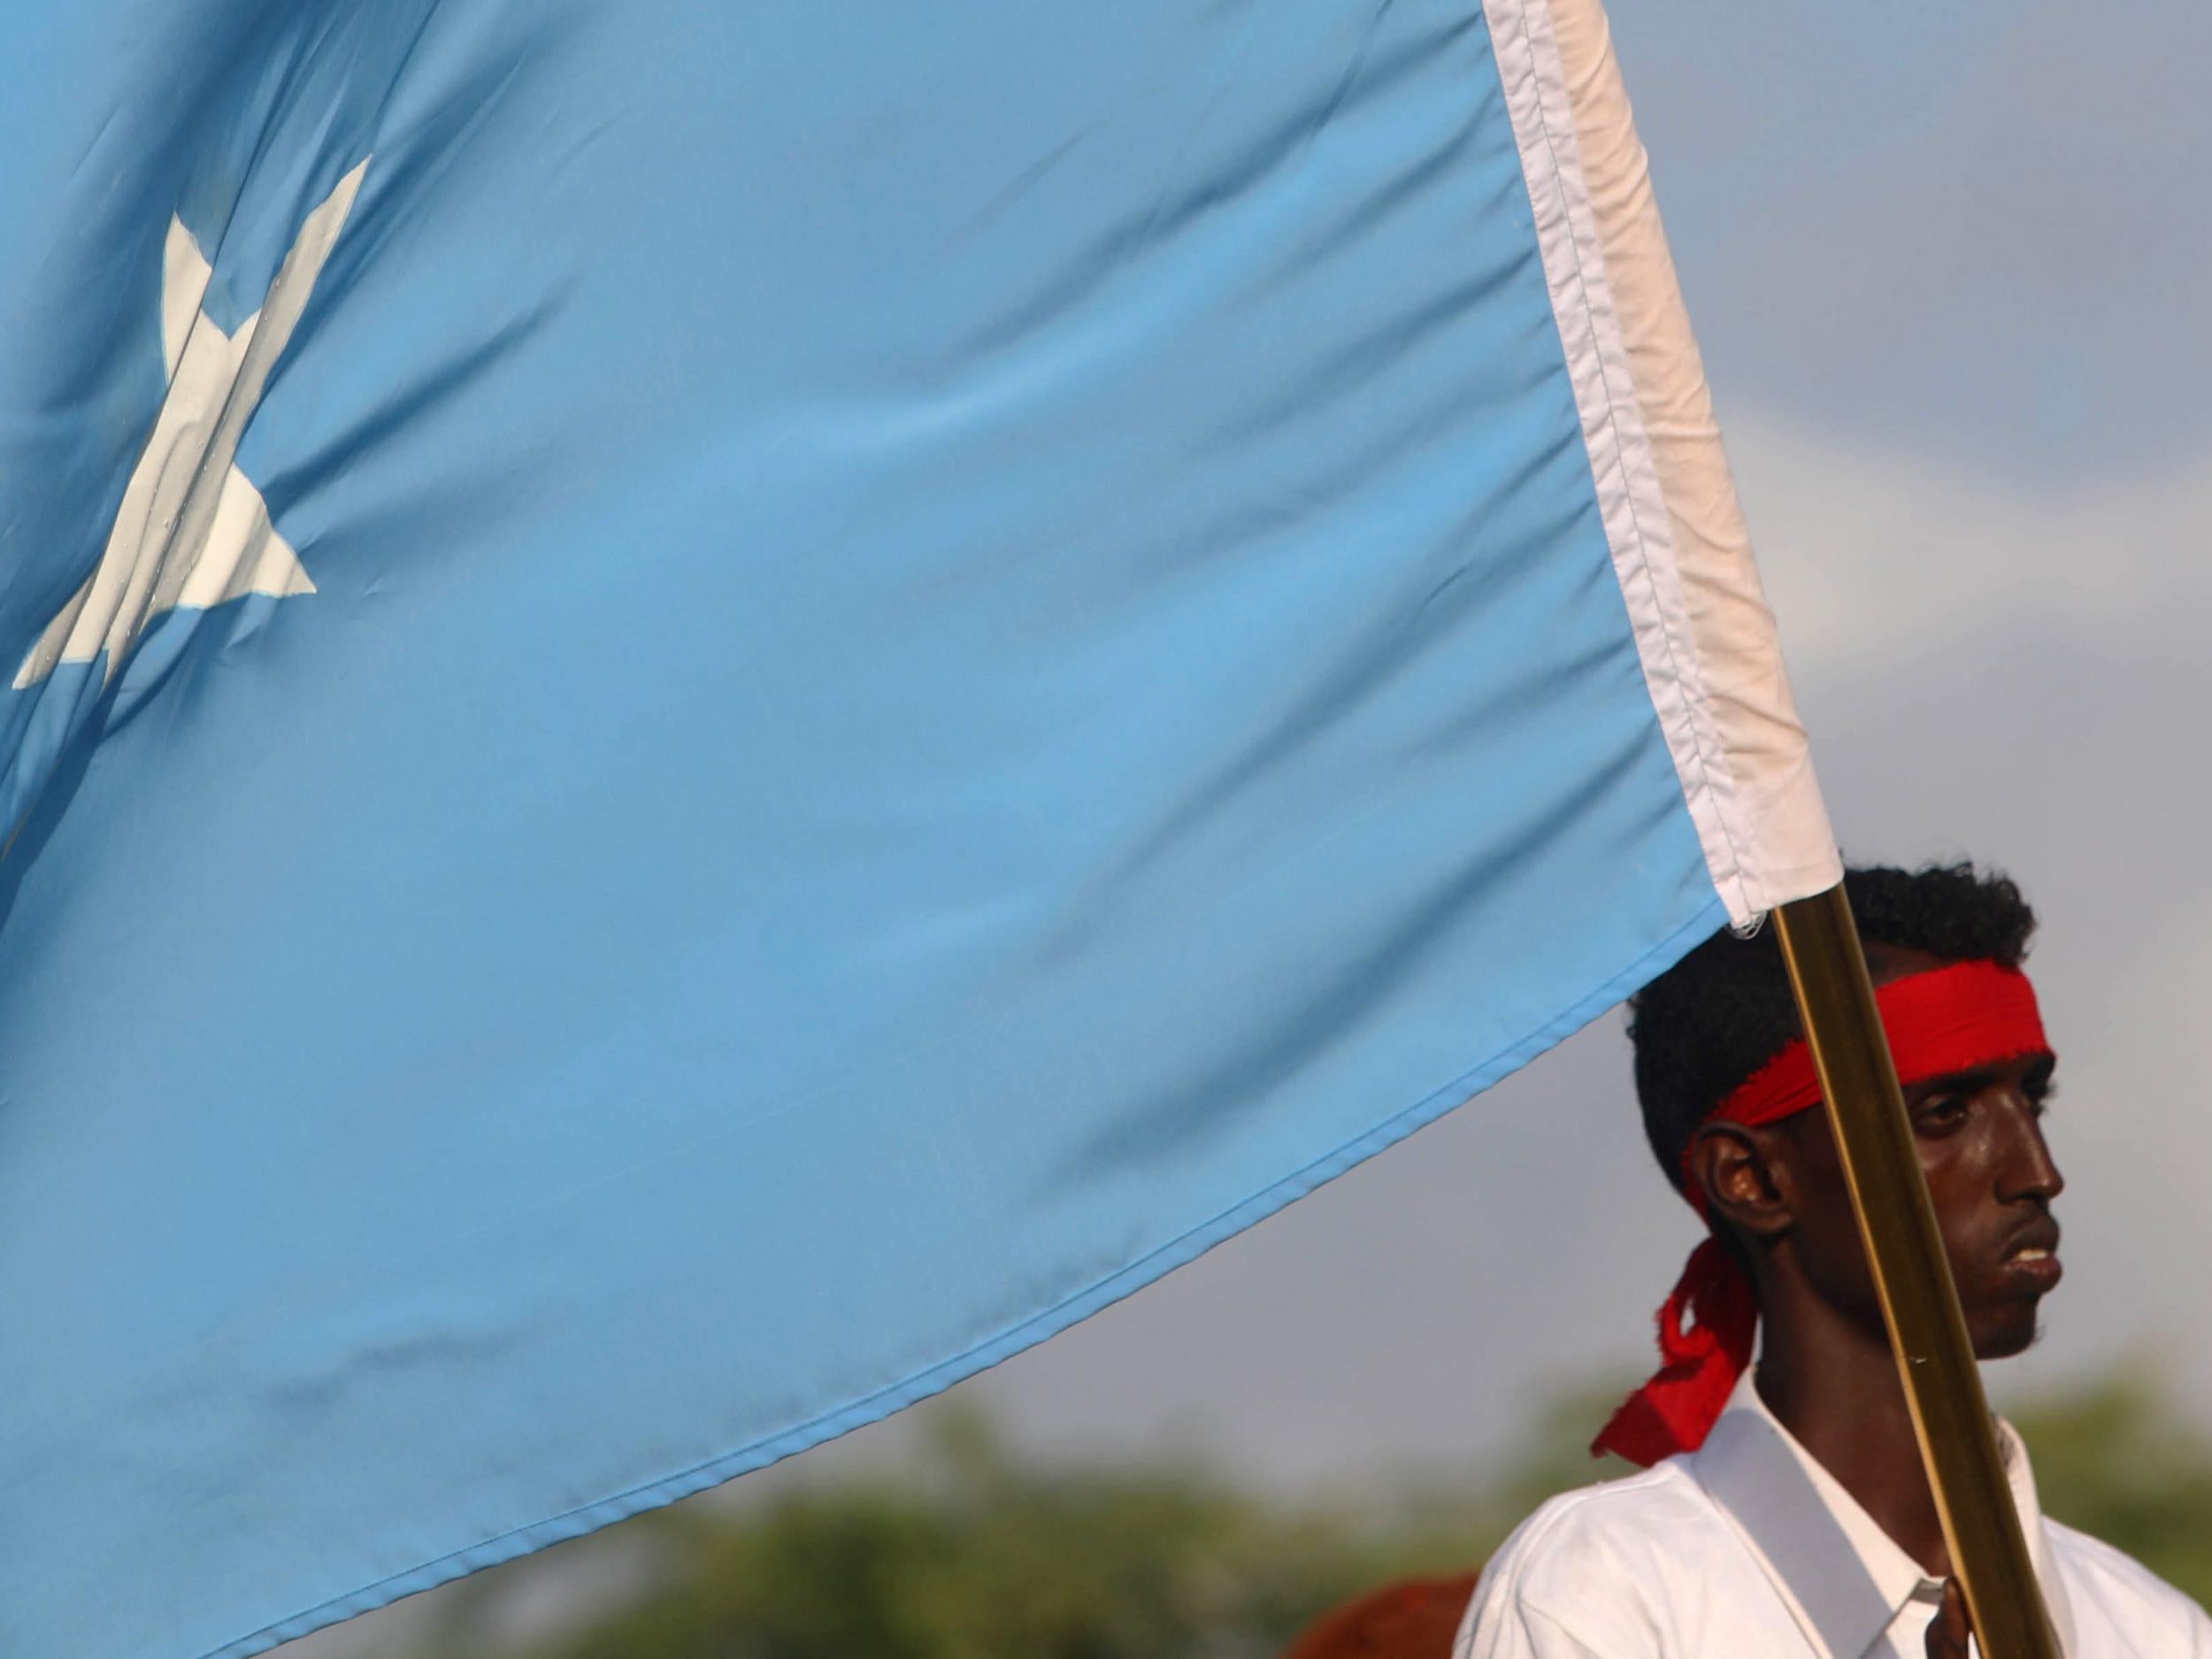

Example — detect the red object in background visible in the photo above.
[1282,1571,1482,1658]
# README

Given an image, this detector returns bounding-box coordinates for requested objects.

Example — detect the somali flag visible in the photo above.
[0,2,1836,1654]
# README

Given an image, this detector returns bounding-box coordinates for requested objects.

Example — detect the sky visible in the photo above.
[1609,0,2212,482]
[302,0,2209,1647]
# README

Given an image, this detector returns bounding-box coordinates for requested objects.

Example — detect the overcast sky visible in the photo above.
[306,2,2209,1647]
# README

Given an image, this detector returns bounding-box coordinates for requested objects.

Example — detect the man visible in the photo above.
[1455,864,2212,1657]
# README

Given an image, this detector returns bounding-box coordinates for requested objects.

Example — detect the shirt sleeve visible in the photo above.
[1455,1582,1614,1659]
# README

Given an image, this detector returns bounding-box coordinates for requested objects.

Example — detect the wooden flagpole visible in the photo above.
[1772,884,2061,1659]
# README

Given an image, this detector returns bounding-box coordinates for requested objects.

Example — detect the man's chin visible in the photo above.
[1970,1312,2045,1362]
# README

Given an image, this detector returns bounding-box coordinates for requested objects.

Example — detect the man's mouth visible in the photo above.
[2000,1221,2062,1287]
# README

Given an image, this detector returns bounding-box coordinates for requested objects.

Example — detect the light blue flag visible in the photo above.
[0,3,1838,1654]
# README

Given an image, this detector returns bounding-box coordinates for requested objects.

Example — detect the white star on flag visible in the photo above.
[15,159,369,690]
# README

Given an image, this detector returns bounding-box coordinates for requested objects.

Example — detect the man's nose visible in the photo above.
[1996,1097,2065,1203]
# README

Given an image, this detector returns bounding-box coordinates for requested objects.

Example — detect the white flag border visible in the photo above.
[1484,0,1842,925]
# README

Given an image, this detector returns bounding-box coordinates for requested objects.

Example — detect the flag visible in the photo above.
[0,3,1836,1654]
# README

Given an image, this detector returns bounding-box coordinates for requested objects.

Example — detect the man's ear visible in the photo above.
[1688,1123,1796,1245]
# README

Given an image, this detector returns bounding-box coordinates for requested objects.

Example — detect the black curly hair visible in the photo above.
[1628,862,2038,1198]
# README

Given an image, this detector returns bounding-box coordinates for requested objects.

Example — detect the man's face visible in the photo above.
[1769,947,2066,1360]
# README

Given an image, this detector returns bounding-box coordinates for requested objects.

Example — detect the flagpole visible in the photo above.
[1771,885,2061,1659]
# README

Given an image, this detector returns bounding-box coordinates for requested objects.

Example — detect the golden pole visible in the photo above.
[1771,884,2059,1659]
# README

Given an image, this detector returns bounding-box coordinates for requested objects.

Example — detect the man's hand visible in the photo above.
[1926,1578,1974,1658]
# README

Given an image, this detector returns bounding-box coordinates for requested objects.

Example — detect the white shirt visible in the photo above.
[1455,1371,2212,1658]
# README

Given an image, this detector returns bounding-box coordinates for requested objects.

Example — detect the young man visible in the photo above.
[1455,864,2212,1657]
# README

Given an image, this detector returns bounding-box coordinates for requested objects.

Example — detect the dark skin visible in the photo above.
[1687,944,2063,1658]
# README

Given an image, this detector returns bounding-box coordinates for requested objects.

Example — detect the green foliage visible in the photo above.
[498,1407,1499,1659]
[2007,1362,2212,1609]
[385,1369,2211,1659]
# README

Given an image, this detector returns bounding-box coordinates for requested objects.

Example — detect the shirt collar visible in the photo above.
[1688,1369,2077,1658]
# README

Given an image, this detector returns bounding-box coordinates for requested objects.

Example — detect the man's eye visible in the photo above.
[1917,1095,1966,1127]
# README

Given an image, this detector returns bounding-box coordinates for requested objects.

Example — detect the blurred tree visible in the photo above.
[2007,1361,2212,1609]
[493,1405,1495,1659]
[372,1367,2209,1659]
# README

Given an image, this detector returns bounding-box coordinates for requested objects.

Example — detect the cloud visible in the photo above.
[1728,414,2212,668]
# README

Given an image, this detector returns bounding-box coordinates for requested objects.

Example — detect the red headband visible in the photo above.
[1593,959,2052,1468]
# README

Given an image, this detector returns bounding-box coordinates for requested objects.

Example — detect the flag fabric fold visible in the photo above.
[0,3,1834,1655]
